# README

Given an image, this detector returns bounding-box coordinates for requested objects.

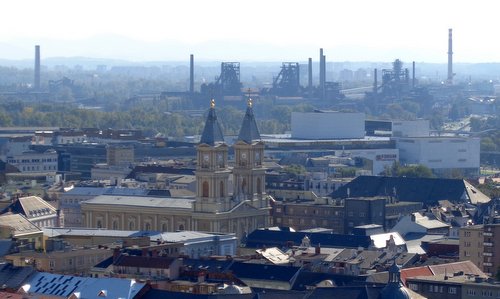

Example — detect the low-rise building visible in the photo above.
[2,196,58,229]
[5,247,112,274]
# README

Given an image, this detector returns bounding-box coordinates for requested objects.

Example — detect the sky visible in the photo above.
[1,0,499,63]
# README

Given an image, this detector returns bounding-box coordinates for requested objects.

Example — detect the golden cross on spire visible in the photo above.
[210,99,215,108]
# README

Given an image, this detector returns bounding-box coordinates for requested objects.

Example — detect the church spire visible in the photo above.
[237,98,261,143]
[200,99,224,146]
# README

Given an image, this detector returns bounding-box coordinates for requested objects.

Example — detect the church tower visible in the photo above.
[192,98,270,240]
[194,99,231,213]
[233,98,267,208]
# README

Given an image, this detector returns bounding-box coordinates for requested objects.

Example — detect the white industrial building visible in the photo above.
[291,111,365,139]
[396,136,480,177]
[391,119,430,137]
[333,148,399,175]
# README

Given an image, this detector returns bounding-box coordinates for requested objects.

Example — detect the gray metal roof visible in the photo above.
[82,195,194,209]
[151,231,236,243]
[22,272,145,298]
[42,227,160,238]
[63,187,150,197]
[237,104,260,143]
[200,105,224,146]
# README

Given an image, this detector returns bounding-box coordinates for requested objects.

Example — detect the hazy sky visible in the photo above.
[1,0,498,62]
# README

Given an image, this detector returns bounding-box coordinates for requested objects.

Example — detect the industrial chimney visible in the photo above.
[34,45,40,90]
[189,54,194,94]
[447,28,453,84]
[308,57,313,98]
[319,48,326,100]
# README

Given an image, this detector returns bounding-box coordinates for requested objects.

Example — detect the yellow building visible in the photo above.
[81,99,271,241]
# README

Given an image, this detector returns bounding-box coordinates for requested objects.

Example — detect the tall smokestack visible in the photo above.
[412,61,416,89]
[319,48,324,89]
[189,54,194,94]
[447,28,453,84]
[308,58,313,98]
[34,45,40,90]
[373,68,378,94]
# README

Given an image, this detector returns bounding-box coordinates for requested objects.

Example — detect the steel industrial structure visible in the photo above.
[272,62,300,96]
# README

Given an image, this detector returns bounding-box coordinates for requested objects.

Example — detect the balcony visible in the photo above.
[483,242,493,247]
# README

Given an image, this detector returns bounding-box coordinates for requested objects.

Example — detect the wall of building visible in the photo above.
[483,224,500,276]
[392,120,430,137]
[291,112,365,139]
[397,137,480,177]
[459,225,484,271]
[6,150,58,173]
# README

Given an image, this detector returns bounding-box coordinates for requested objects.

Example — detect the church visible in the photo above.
[81,99,272,240]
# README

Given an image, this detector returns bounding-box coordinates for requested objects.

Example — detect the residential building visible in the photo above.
[459,225,484,270]
[2,195,58,228]
[391,212,450,237]
[272,199,345,233]
[272,196,421,234]
[19,272,146,299]
[406,273,499,299]
[5,247,112,274]
[0,213,42,248]
[482,223,500,276]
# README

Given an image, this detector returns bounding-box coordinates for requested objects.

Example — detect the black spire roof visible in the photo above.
[237,98,261,143]
[200,99,224,146]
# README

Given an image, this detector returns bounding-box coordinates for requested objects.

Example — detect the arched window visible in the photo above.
[202,181,209,197]
[145,222,151,231]
[129,221,135,230]
[161,222,168,232]
[96,220,102,229]
[178,224,185,231]
[257,178,262,194]
[220,181,224,197]
[112,220,118,230]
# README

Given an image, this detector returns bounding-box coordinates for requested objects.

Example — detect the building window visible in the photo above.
[220,181,224,197]
[112,220,118,230]
[202,181,209,197]
[408,283,418,291]
[256,178,262,194]
[129,221,135,230]
[97,220,102,229]
[145,223,151,231]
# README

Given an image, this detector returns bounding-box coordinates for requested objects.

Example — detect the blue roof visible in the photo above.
[200,105,224,146]
[229,262,300,282]
[237,104,261,143]
[245,229,372,249]
[332,175,468,206]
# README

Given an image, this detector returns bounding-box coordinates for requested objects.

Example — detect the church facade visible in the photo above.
[81,99,271,240]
